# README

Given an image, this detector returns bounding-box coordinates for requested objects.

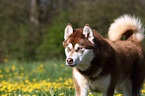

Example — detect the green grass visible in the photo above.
[0,60,145,96]
[0,60,75,96]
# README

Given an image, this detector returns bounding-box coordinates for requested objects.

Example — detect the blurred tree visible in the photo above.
[30,0,39,25]
[0,0,42,61]
[0,0,29,62]
[36,12,69,60]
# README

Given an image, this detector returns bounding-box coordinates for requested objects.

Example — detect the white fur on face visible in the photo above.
[65,43,73,58]
[65,43,94,71]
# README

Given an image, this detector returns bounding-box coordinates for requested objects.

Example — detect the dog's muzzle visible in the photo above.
[66,58,76,67]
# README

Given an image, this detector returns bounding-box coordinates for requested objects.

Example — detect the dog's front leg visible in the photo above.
[76,86,88,96]
[73,68,89,96]
[74,79,88,96]
[73,77,88,96]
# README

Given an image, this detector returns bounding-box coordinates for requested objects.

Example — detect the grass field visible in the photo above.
[0,60,145,96]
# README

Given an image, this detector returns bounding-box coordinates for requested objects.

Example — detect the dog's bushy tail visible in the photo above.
[108,15,144,43]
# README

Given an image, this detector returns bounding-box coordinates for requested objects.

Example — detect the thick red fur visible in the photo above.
[63,18,145,95]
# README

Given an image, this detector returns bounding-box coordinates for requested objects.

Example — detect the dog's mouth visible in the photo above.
[68,64,76,67]
[66,62,77,67]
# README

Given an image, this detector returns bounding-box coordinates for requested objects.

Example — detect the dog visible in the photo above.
[63,15,145,96]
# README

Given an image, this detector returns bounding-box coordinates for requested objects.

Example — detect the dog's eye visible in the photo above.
[76,47,83,52]
[67,47,71,52]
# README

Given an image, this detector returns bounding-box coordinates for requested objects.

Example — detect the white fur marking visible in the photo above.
[89,75,111,92]
[75,49,94,71]
[68,43,73,49]
[75,43,80,50]
[65,43,73,59]
[92,68,102,78]
[74,69,111,94]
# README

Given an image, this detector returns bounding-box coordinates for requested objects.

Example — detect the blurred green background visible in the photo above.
[0,0,145,62]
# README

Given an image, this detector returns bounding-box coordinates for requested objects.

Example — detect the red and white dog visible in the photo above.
[63,15,145,96]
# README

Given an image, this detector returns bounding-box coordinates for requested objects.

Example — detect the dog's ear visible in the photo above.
[64,24,73,40]
[83,24,94,44]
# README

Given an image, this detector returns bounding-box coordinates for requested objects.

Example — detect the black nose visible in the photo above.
[67,58,73,65]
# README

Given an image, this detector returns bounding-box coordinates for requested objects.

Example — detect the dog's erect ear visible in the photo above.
[64,24,73,40]
[83,24,94,44]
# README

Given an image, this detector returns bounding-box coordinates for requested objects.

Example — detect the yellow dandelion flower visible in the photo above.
[88,94,93,96]
[5,90,8,93]
[8,88,12,92]
[114,94,122,96]
[0,84,2,87]
[14,72,18,78]
[0,74,4,78]
[143,84,145,88]
[20,67,24,70]
[40,69,44,72]
[6,55,9,58]
[33,78,36,82]
[8,93,12,95]
[3,59,8,62]
[0,69,2,73]
[40,64,44,68]
[25,79,30,83]
[54,64,58,67]
[142,89,145,93]
[2,94,7,96]
[59,93,64,95]
[60,64,64,67]
[5,69,9,73]
[59,77,63,81]
[37,66,40,70]
[12,65,16,71]
[21,73,24,77]
[67,86,72,89]
[47,78,50,81]
[23,88,28,92]
[28,88,33,92]
[64,82,69,86]
[2,80,6,84]
[42,80,47,84]
[58,86,62,90]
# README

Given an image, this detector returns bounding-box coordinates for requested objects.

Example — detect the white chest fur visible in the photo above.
[88,75,111,92]
[73,69,111,93]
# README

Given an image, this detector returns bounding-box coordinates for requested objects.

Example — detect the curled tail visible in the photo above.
[108,15,144,43]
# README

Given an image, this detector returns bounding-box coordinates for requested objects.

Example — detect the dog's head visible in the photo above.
[63,24,95,70]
